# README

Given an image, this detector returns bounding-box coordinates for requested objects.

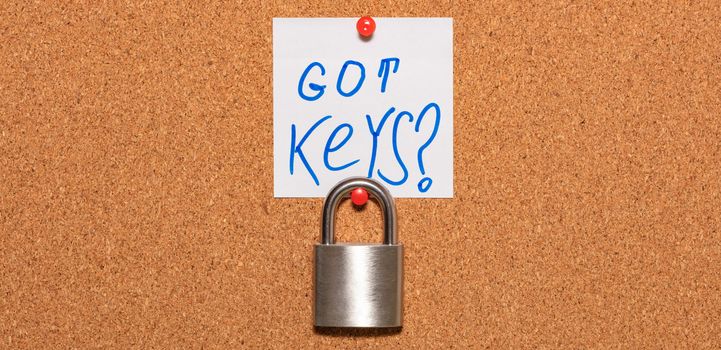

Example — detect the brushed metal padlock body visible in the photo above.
[314,177,403,328]
[314,244,403,327]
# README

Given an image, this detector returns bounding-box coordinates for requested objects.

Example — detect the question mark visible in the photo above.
[414,102,441,193]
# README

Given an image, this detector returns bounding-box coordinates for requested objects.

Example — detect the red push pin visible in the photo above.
[351,187,369,206]
[356,16,376,38]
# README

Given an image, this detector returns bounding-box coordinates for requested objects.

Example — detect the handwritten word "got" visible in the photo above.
[297,58,401,101]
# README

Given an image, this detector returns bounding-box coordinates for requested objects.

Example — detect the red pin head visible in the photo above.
[356,16,376,38]
[351,187,369,206]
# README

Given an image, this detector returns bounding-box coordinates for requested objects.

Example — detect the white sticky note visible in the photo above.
[273,18,453,198]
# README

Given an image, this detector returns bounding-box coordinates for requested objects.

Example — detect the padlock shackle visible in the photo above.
[321,177,397,245]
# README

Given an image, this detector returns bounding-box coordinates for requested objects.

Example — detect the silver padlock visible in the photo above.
[314,177,403,328]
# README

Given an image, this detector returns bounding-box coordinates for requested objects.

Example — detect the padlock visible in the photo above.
[314,177,403,328]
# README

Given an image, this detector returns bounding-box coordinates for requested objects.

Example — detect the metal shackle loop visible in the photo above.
[321,177,397,245]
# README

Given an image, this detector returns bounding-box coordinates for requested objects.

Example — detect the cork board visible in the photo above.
[1,1,720,348]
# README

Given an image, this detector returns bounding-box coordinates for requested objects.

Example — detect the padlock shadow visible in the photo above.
[314,326,402,337]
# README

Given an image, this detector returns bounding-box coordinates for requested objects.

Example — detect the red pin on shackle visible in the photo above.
[356,16,376,38]
[351,187,369,206]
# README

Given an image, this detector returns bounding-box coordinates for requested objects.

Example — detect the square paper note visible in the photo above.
[273,18,453,197]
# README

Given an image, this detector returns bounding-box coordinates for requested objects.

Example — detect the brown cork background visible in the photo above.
[1,1,721,348]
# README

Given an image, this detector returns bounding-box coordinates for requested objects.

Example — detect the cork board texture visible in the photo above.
[1,1,720,348]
